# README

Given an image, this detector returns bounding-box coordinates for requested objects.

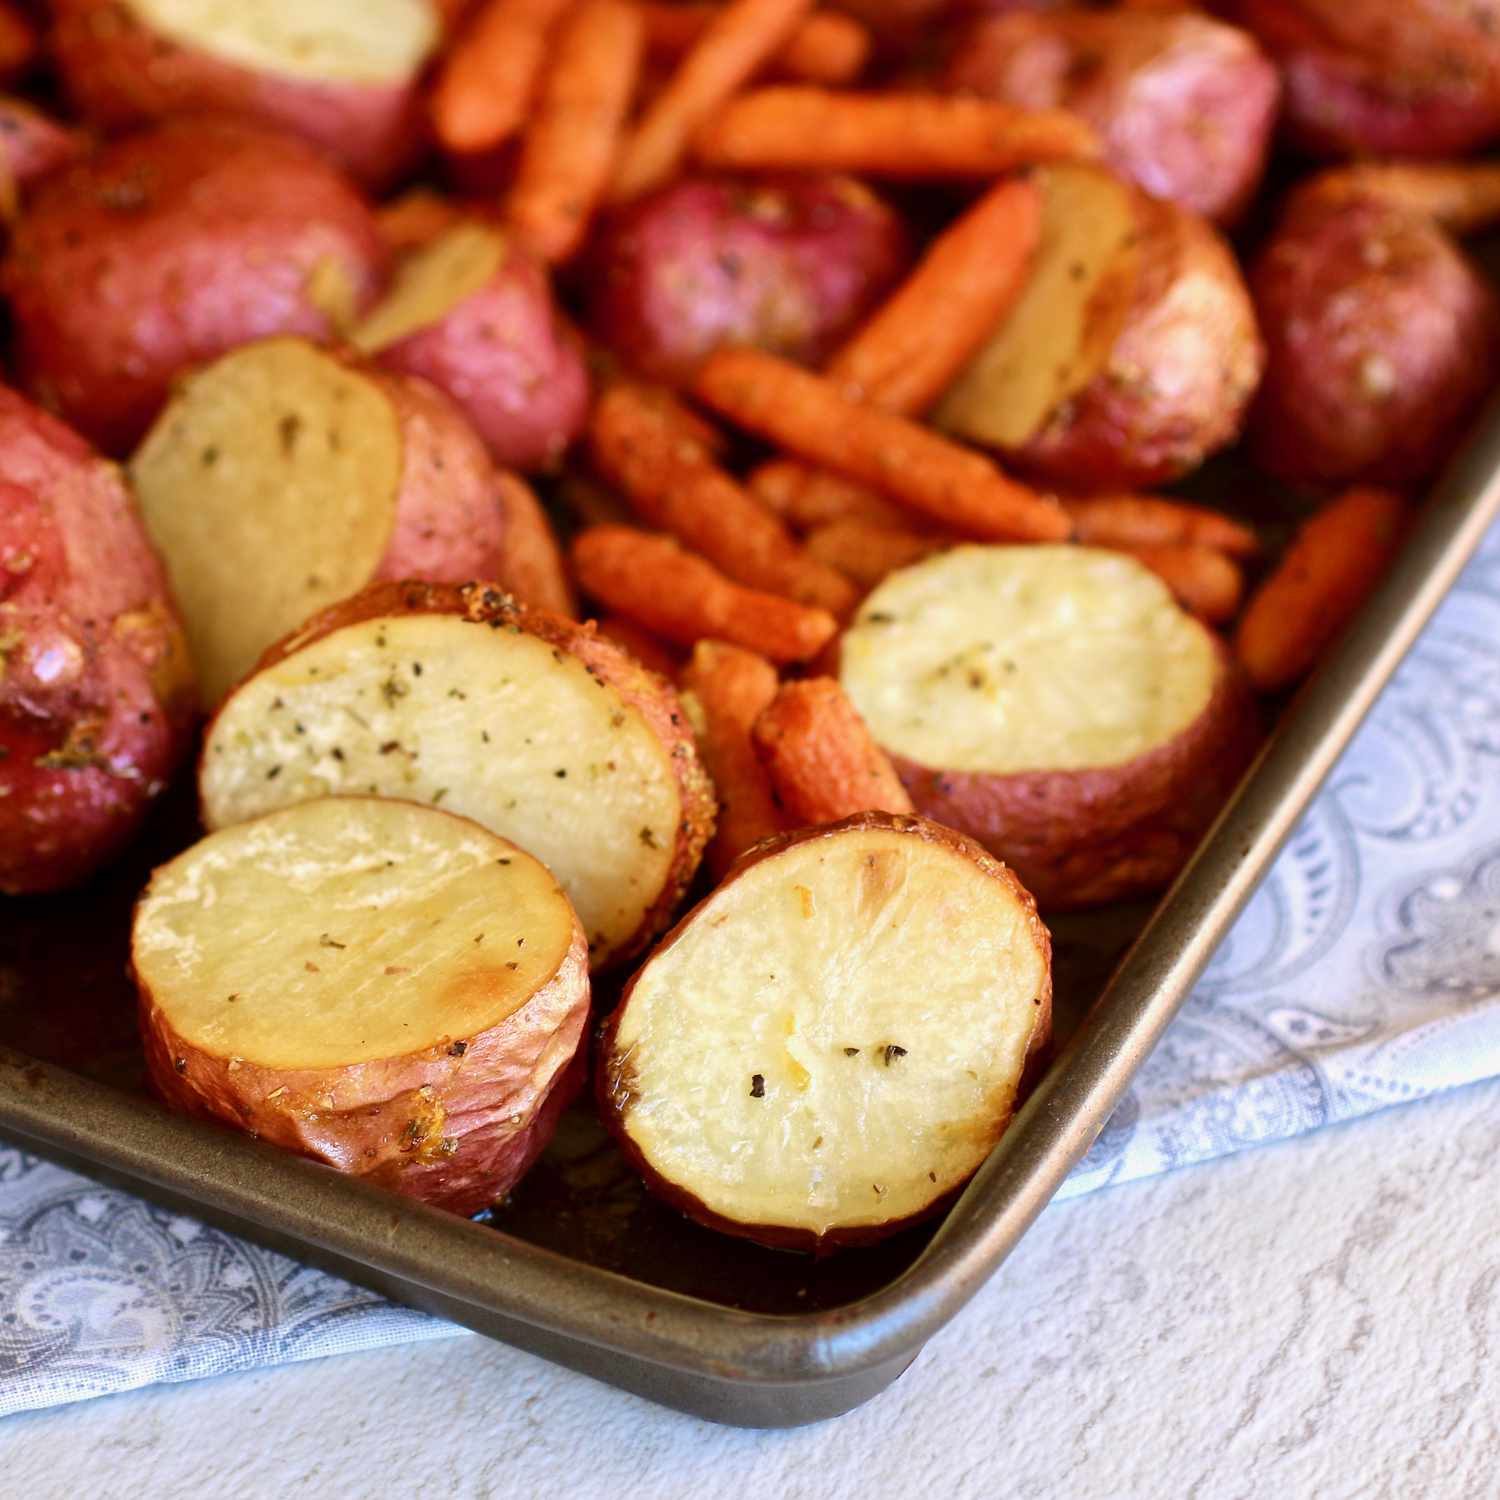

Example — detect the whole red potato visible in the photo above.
[50,0,441,188]
[1230,0,1500,156]
[3,116,387,454]
[940,10,1279,225]
[352,220,589,473]
[1249,194,1500,487]
[586,174,910,385]
[0,386,194,894]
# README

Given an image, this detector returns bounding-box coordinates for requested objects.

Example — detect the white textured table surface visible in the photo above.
[1,1077,1493,1499]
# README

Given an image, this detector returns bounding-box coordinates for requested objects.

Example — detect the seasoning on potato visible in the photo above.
[198,581,715,971]
[596,811,1052,1251]
[133,796,591,1216]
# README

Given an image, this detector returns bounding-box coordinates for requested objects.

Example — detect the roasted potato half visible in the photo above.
[838,545,1258,909]
[129,336,506,705]
[3,117,387,453]
[936,162,1263,491]
[598,812,1052,1252]
[134,796,590,1216]
[51,0,441,187]
[199,581,715,970]
[0,388,195,893]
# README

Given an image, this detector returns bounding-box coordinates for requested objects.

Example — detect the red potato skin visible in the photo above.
[212,580,717,970]
[893,641,1259,910]
[0,97,86,196]
[370,247,591,474]
[1010,189,1264,492]
[366,367,511,587]
[138,871,592,1217]
[595,810,1052,1252]
[586,174,911,386]
[940,12,1279,226]
[1230,0,1500,157]
[0,386,195,894]
[3,116,387,455]
[1248,196,1500,488]
[49,0,433,188]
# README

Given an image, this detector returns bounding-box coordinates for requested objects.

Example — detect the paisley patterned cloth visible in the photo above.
[7,523,1500,1413]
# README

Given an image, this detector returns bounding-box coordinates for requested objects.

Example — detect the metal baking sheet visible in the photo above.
[3,402,1500,1427]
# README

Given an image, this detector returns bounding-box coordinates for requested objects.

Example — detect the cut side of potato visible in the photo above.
[599,813,1051,1250]
[351,222,508,355]
[200,583,714,969]
[134,796,590,1215]
[125,0,439,84]
[841,544,1218,774]
[839,545,1255,909]
[935,163,1140,449]
[130,339,403,704]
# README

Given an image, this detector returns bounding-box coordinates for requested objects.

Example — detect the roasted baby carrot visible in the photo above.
[595,613,684,679]
[375,190,465,255]
[1235,488,1407,692]
[747,461,912,530]
[506,0,645,261]
[1121,543,1244,626]
[693,348,1071,542]
[826,176,1042,415]
[641,4,870,85]
[1292,161,1500,236]
[430,0,575,155]
[804,518,945,591]
[691,88,1098,177]
[494,471,576,618]
[612,0,815,201]
[752,677,914,825]
[571,525,839,662]
[589,382,857,615]
[1063,494,1259,559]
[681,639,788,875]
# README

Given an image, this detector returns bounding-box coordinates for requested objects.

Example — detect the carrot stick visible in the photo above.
[1064,495,1259,559]
[506,0,645,261]
[571,525,839,662]
[747,461,912,530]
[805,519,945,591]
[693,348,1071,542]
[589,382,857,615]
[595,614,684,679]
[0,2,35,85]
[494,472,576,617]
[1291,161,1500,236]
[612,0,816,201]
[691,87,1098,177]
[430,0,576,155]
[376,191,466,255]
[1235,488,1407,693]
[752,677,914,825]
[1120,543,1243,626]
[641,4,870,84]
[681,640,788,875]
[826,177,1042,415]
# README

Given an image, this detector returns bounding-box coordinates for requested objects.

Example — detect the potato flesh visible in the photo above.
[134,797,575,1070]
[351,224,507,355]
[935,165,1139,448]
[126,0,439,84]
[840,545,1217,774]
[200,613,681,965]
[130,339,402,706]
[614,827,1046,1236]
